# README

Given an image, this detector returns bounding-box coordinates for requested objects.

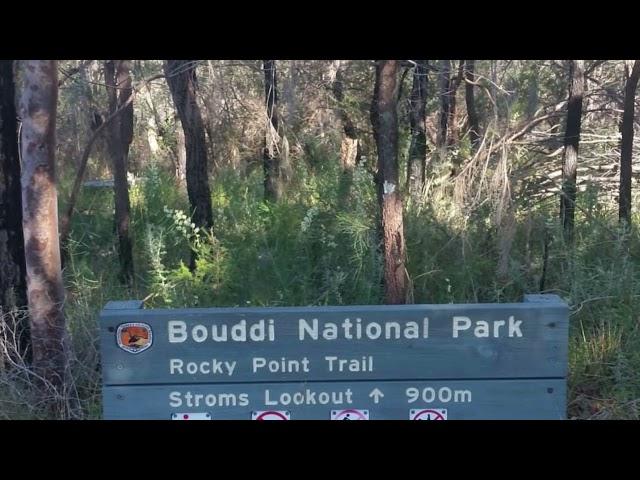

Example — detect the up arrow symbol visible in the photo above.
[369,388,384,404]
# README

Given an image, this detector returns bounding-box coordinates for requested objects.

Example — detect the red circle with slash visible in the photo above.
[255,411,289,420]
[411,409,446,420]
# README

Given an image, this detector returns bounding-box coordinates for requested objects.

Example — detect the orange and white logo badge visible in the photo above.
[116,323,153,354]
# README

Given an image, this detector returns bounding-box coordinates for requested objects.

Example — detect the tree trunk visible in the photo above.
[464,60,480,150]
[174,112,187,190]
[406,60,428,199]
[560,60,584,242]
[490,60,500,124]
[330,60,360,173]
[140,81,160,157]
[283,60,300,133]
[0,61,26,311]
[371,60,408,305]
[525,62,540,120]
[619,60,640,225]
[59,89,135,262]
[104,60,134,286]
[165,60,212,228]
[0,60,29,365]
[448,60,465,147]
[437,60,451,150]
[117,60,134,170]
[19,60,69,402]
[165,60,213,268]
[197,84,217,170]
[263,60,283,202]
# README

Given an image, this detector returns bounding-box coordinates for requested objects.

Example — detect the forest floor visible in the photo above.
[2,159,639,419]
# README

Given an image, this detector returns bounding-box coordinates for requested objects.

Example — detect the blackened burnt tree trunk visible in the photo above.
[165,60,212,228]
[619,60,640,225]
[560,60,584,242]
[19,60,69,398]
[0,60,29,362]
[406,60,428,199]
[0,61,26,311]
[104,60,134,286]
[371,60,408,304]
[464,60,480,150]
[165,60,213,268]
[263,60,283,202]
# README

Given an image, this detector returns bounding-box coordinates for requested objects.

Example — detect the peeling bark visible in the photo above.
[174,112,187,189]
[19,60,68,397]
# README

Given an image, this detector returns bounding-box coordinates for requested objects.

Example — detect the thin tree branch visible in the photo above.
[59,73,164,254]
[58,60,94,87]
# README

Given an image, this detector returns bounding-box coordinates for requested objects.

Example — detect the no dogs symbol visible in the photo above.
[410,409,447,420]
[331,409,370,420]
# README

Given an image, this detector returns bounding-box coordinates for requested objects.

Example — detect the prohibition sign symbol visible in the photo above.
[410,409,447,420]
[331,409,370,420]
[252,410,290,420]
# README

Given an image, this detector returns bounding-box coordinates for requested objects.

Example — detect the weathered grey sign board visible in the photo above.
[100,294,569,420]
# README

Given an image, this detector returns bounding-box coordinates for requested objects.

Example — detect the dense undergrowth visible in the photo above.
[2,149,639,420]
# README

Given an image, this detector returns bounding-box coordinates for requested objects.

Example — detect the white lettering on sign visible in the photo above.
[169,391,250,408]
[452,316,522,338]
[168,319,276,343]
[265,388,353,406]
[165,315,525,344]
[325,355,373,373]
[252,356,311,373]
[298,318,429,341]
[405,386,472,404]
[169,358,237,376]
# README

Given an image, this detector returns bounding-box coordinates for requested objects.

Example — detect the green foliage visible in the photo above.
[49,144,640,420]
[140,156,382,308]
[6,60,637,420]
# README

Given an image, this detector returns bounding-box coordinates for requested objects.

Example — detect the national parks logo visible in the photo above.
[116,323,153,354]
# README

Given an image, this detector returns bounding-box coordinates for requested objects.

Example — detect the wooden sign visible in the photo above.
[100,294,569,419]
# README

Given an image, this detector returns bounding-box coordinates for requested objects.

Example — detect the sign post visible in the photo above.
[100,294,568,419]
